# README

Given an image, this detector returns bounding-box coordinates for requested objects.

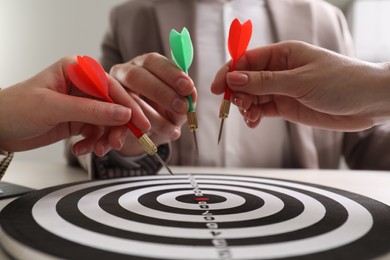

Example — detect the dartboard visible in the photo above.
[0,174,389,260]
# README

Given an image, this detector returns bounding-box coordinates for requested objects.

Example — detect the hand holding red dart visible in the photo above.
[218,18,252,144]
[66,56,173,174]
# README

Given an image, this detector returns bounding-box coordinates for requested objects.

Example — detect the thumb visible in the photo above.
[51,94,132,126]
[226,70,296,96]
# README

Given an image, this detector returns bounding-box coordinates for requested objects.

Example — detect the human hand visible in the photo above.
[211,41,390,131]
[0,56,150,156]
[110,52,197,156]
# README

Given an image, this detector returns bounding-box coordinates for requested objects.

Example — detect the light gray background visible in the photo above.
[0,0,128,162]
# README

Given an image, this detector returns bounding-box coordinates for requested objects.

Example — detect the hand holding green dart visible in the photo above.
[169,27,199,153]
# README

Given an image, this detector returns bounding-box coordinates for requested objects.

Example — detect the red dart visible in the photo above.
[66,56,173,174]
[66,56,143,138]
[218,18,252,144]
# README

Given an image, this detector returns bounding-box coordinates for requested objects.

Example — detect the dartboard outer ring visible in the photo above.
[0,174,389,260]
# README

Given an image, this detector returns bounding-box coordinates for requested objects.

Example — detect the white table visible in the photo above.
[1,161,390,259]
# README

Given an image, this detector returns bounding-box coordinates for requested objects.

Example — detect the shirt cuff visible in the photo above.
[90,144,170,179]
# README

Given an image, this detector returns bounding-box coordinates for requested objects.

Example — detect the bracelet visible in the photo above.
[0,150,14,180]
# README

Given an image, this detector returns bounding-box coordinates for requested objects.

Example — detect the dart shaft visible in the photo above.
[223,87,232,101]
[186,95,195,112]
[126,121,143,139]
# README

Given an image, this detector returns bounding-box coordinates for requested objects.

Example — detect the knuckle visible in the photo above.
[110,62,142,87]
[253,71,274,94]
[259,71,274,84]
[124,66,140,85]
[142,52,161,67]
[87,101,100,117]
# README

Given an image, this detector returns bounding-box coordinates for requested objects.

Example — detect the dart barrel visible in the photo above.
[219,99,231,119]
[187,111,198,131]
[137,134,158,155]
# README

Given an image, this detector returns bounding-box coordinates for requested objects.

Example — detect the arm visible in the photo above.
[0,56,144,154]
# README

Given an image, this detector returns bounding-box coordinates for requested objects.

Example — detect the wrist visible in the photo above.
[370,62,390,124]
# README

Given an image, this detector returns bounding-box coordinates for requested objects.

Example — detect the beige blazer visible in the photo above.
[68,0,390,172]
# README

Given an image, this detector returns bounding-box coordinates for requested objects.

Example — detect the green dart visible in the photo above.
[169,27,199,153]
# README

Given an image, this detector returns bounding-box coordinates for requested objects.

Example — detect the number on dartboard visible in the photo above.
[211,231,222,237]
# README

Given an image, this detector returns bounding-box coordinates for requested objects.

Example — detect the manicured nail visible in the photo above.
[102,144,112,156]
[77,147,87,155]
[171,127,181,140]
[74,146,89,156]
[233,98,243,107]
[227,72,248,86]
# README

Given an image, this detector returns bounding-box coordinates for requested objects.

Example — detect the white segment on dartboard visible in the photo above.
[31,175,373,259]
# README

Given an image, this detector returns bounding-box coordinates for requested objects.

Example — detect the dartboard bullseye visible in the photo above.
[0,174,389,260]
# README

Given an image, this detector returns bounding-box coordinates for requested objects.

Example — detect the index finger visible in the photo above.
[111,53,197,114]
[107,74,151,131]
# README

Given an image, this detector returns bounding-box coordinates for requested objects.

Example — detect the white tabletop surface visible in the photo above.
[1,161,390,259]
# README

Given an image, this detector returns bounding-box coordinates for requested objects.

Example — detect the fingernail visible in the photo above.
[97,143,111,157]
[244,110,251,119]
[112,106,131,121]
[227,72,248,86]
[74,146,88,156]
[172,98,188,113]
[102,144,112,156]
[176,77,192,94]
[113,136,124,150]
[171,127,181,140]
[233,98,243,107]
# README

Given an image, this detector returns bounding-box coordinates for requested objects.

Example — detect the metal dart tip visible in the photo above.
[193,131,199,156]
[154,153,174,175]
[218,119,224,144]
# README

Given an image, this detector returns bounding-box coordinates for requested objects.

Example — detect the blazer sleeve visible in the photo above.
[100,0,164,71]
[343,125,390,170]
[100,5,123,72]
[64,137,170,179]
